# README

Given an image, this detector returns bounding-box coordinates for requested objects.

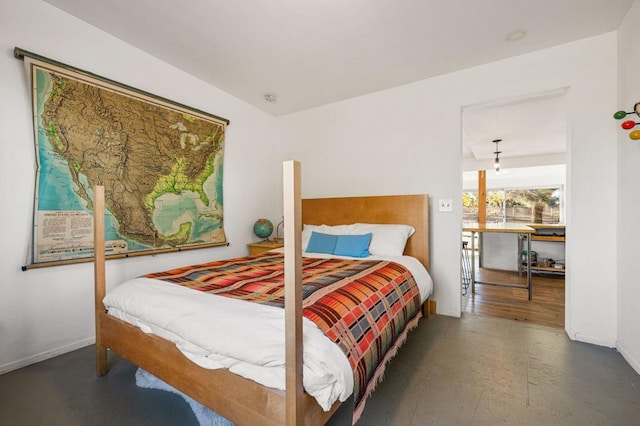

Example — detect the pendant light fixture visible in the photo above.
[493,139,502,172]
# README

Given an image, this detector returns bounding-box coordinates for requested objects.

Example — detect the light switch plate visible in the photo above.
[438,198,453,212]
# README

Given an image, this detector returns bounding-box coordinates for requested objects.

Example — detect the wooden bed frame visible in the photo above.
[93,161,430,425]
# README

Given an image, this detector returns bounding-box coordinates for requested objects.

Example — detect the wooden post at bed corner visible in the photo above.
[283,161,303,426]
[93,185,108,376]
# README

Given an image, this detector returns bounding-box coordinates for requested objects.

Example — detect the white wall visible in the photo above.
[463,165,566,192]
[278,33,619,346]
[463,153,567,172]
[616,0,640,374]
[0,0,281,373]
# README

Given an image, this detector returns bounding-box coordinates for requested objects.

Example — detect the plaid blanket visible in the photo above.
[145,251,422,421]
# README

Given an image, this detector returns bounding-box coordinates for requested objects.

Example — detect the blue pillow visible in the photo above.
[306,231,338,254]
[333,233,372,258]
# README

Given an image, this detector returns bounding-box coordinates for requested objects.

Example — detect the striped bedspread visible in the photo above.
[144,251,423,420]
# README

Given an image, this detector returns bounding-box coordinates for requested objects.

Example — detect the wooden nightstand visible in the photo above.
[247,241,284,255]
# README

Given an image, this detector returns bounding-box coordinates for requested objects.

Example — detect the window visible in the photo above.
[462,191,478,223]
[463,187,562,224]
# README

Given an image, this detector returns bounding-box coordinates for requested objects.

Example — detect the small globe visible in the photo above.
[253,218,274,239]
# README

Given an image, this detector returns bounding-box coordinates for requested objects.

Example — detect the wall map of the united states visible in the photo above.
[31,62,227,264]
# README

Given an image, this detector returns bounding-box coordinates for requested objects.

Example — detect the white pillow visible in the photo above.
[353,223,415,257]
[302,224,357,251]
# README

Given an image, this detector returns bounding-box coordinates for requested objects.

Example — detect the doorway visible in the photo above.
[460,89,568,328]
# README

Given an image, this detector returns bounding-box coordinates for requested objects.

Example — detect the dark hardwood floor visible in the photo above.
[462,268,565,328]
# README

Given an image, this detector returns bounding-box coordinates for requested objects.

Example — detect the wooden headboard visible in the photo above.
[301,194,430,270]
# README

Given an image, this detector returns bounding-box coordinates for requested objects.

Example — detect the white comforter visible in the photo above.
[103,251,433,411]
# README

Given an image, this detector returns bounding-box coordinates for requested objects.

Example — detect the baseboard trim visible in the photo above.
[617,342,640,376]
[0,337,95,375]
[572,332,616,348]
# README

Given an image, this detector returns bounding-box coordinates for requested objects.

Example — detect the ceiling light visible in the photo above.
[264,93,277,103]
[506,30,526,42]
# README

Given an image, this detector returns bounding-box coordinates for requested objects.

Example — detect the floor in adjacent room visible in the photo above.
[1,313,639,426]
[463,268,566,328]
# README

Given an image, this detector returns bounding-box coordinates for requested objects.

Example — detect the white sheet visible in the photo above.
[103,253,433,411]
[293,249,433,304]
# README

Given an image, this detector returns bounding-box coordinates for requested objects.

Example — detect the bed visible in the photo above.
[94,161,432,425]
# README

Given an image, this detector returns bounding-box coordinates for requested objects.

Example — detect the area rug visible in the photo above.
[135,368,235,426]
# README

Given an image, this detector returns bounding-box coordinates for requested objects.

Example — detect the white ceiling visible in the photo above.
[44,0,634,117]
[462,89,569,166]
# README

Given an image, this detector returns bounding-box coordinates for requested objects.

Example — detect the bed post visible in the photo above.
[93,185,108,376]
[283,161,303,425]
